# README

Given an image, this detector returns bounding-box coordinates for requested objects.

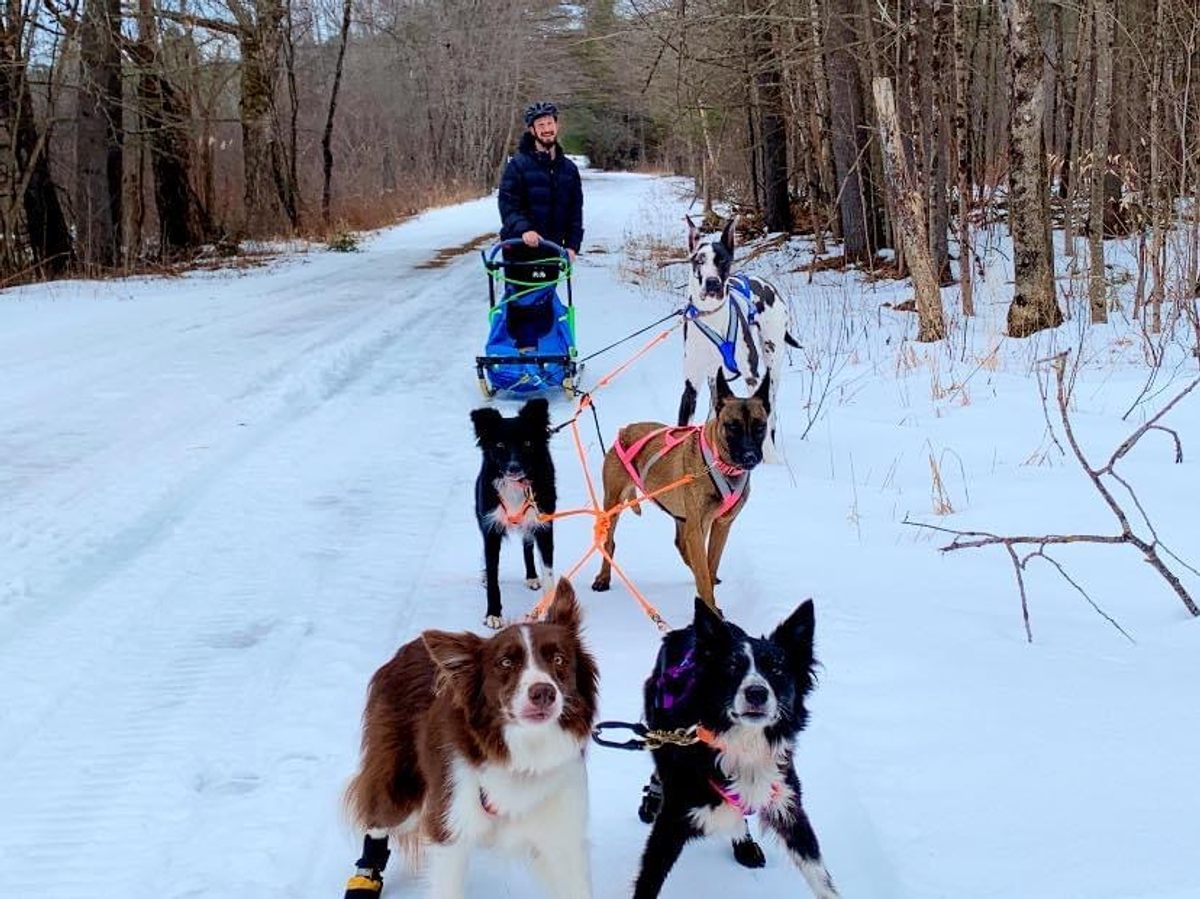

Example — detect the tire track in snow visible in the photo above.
[0,248,489,897]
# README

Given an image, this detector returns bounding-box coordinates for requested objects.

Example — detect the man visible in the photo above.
[498,101,584,274]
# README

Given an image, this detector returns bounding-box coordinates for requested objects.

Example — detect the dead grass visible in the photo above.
[795,253,904,280]
[416,232,498,270]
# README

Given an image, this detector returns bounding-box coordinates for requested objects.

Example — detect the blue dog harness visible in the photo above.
[684,273,760,381]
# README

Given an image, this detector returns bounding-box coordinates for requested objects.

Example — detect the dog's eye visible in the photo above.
[552,653,566,667]
[499,657,515,669]
[496,441,506,450]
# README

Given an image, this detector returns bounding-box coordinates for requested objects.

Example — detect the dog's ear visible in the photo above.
[714,368,735,406]
[769,599,815,673]
[545,577,581,632]
[470,407,503,443]
[422,630,484,699]
[518,397,551,436]
[753,370,771,414]
[692,596,729,647]
[720,216,738,254]
[546,578,599,715]
[686,216,700,254]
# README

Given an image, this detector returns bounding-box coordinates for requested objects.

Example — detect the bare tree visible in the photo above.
[0,6,73,274]
[826,0,875,261]
[873,76,946,342]
[750,2,791,232]
[951,0,974,314]
[321,0,353,225]
[1005,0,1063,337]
[76,0,124,268]
[1088,0,1115,323]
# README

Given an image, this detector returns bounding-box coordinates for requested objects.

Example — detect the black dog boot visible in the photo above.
[638,772,663,824]
[732,831,767,868]
[344,834,390,898]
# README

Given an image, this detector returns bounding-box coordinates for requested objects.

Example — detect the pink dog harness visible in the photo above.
[613,425,748,517]
[710,777,786,816]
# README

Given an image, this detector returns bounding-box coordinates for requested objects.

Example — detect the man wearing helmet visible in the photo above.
[498,101,584,278]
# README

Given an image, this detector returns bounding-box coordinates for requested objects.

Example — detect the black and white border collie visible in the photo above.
[470,398,556,629]
[633,597,839,899]
[681,216,798,463]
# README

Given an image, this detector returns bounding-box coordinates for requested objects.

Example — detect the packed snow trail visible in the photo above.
[2,170,1199,899]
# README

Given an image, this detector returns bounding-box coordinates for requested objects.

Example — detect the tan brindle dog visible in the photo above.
[591,370,771,612]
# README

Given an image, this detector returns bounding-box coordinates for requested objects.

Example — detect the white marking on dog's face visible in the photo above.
[732,641,779,725]
[509,625,563,725]
[689,241,729,309]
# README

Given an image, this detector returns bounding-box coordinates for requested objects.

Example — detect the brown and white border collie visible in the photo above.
[343,578,598,899]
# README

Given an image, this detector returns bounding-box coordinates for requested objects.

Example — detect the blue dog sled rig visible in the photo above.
[475,238,579,397]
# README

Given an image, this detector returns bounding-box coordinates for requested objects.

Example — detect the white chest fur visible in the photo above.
[486,478,543,534]
[690,726,795,835]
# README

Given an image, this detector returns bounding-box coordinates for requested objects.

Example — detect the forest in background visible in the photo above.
[2,0,1198,342]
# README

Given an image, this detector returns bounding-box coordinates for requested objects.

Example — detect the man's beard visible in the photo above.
[535,135,556,151]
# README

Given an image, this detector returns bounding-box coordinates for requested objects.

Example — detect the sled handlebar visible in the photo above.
[484,238,571,269]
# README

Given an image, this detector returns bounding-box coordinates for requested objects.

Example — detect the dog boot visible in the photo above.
[732,832,767,869]
[344,834,390,898]
[638,772,663,824]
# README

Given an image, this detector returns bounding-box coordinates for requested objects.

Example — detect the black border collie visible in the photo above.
[470,398,556,629]
[633,598,839,899]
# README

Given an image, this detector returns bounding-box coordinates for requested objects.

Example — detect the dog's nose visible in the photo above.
[704,276,724,294]
[744,684,770,707]
[528,682,557,708]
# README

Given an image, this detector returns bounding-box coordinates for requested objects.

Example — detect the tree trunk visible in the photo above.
[76,0,124,269]
[752,9,791,232]
[951,0,974,314]
[1087,0,1114,323]
[1062,3,1092,257]
[0,25,73,274]
[322,0,353,224]
[826,0,874,261]
[1005,0,1063,337]
[1147,0,1166,334]
[929,0,952,284]
[873,77,946,342]
[240,2,285,236]
[807,0,837,244]
[136,0,211,256]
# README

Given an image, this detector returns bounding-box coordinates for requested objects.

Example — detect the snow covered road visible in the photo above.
[3,170,1199,899]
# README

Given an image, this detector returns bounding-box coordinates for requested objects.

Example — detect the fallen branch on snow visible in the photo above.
[907,351,1200,642]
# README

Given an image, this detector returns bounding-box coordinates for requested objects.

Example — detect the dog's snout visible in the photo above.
[739,449,762,468]
[528,682,557,709]
[704,276,724,294]
[744,684,770,707]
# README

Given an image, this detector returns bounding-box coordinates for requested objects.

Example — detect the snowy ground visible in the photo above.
[2,170,1199,899]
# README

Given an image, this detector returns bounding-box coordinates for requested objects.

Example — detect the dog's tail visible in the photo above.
[784,331,801,349]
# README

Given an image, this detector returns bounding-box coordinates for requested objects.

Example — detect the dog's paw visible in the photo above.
[591,576,611,592]
[525,577,542,591]
[732,835,766,868]
[638,775,663,824]
[483,614,505,630]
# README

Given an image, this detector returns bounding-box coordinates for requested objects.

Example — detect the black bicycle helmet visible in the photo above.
[524,101,559,126]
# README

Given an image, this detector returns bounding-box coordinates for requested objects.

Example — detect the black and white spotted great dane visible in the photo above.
[680,217,798,463]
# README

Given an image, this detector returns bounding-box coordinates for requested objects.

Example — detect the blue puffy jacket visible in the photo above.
[498,133,584,252]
